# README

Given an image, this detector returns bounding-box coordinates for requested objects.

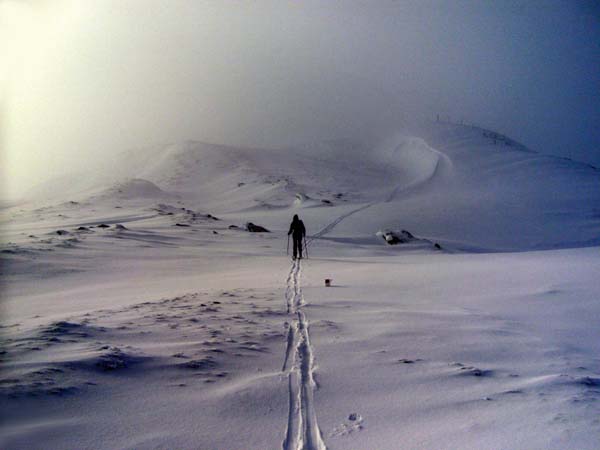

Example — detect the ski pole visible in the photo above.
[287,234,290,256]
[304,235,308,259]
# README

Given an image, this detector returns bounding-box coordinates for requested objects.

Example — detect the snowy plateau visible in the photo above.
[1,122,600,449]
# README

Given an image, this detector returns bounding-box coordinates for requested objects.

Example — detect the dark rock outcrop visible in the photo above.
[380,230,414,245]
[246,223,270,233]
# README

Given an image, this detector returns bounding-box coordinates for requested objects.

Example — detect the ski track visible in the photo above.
[310,202,375,242]
[307,141,453,245]
[282,259,327,450]
[282,143,451,448]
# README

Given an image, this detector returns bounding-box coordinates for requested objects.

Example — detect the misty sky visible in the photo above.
[2,0,599,200]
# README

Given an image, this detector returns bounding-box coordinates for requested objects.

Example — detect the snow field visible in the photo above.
[1,121,599,448]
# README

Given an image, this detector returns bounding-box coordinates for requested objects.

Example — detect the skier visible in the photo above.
[288,214,306,260]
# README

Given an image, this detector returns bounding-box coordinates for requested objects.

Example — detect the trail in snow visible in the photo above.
[307,141,451,244]
[309,203,375,242]
[282,259,327,450]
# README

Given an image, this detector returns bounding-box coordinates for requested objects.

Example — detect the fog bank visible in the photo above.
[2,0,599,200]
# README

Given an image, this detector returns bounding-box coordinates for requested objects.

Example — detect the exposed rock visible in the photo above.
[182,357,217,370]
[378,230,414,245]
[96,350,128,371]
[246,222,270,233]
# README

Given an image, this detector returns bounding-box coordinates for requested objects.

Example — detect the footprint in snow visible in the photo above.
[330,413,364,437]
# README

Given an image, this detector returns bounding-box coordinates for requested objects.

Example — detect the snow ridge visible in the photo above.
[307,136,453,242]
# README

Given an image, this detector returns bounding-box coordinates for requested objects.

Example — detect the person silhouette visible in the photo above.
[287,214,306,260]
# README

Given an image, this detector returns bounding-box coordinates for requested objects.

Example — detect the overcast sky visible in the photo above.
[2,0,599,200]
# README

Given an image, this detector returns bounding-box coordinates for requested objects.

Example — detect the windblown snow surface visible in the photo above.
[1,122,599,449]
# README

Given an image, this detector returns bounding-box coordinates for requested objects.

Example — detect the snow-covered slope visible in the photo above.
[1,121,599,450]
[22,121,597,251]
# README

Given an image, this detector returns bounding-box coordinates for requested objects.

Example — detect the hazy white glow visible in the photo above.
[2,0,85,199]
[2,1,599,201]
